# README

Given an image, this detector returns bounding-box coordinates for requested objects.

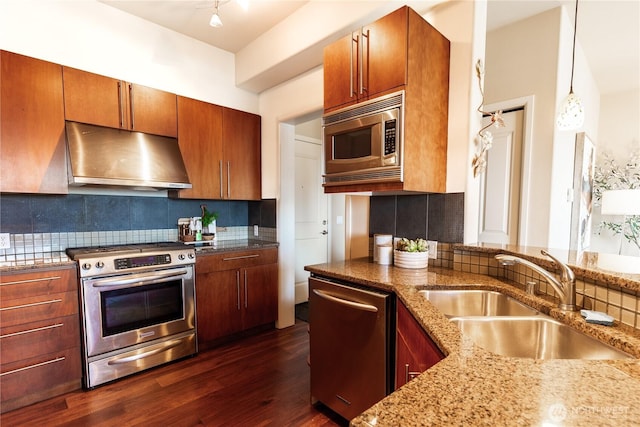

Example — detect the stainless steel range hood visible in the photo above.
[66,121,192,190]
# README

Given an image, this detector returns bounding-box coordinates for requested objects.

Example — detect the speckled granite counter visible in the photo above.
[191,239,278,254]
[304,259,640,426]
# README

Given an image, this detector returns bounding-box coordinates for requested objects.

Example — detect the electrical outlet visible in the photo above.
[0,233,10,249]
[253,225,259,237]
[427,240,437,259]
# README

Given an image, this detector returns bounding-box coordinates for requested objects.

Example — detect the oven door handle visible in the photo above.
[107,338,184,365]
[91,269,189,288]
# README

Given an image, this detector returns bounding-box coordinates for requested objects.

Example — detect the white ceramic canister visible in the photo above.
[373,234,393,262]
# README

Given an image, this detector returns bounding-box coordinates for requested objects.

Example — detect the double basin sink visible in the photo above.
[419,289,631,360]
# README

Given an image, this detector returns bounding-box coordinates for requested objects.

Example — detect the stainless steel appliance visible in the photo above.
[309,276,394,420]
[323,90,404,187]
[66,121,192,190]
[66,242,197,388]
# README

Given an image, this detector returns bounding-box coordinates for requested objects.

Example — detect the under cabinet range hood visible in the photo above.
[66,121,192,190]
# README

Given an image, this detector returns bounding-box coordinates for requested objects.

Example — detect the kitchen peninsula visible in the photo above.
[305,248,640,426]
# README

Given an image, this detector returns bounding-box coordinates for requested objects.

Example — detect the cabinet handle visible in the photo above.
[129,83,135,130]
[350,32,357,98]
[244,271,248,309]
[0,322,63,339]
[236,271,241,310]
[0,275,61,286]
[0,356,65,377]
[360,28,369,95]
[404,363,420,384]
[0,298,62,311]
[227,161,231,199]
[219,160,224,199]
[222,254,259,261]
[118,81,125,128]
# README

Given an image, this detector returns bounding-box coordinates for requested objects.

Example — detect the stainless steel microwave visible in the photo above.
[323,91,404,186]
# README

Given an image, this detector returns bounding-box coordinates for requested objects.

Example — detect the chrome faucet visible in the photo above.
[495,250,577,311]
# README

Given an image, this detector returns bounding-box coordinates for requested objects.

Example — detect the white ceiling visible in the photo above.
[101,0,639,95]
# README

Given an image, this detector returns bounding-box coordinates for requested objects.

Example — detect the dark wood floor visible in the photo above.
[1,320,348,427]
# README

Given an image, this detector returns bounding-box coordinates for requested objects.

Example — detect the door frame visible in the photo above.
[481,95,535,246]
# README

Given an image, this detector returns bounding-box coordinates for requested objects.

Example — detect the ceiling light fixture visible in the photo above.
[208,0,249,28]
[556,0,584,130]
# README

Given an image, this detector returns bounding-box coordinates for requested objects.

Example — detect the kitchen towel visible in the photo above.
[580,309,615,326]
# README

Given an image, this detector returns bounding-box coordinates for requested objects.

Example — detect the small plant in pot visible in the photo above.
[394,238,429,269]
[200,205,218,237]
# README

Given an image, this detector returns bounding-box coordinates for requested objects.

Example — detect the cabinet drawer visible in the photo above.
[1,314,80,365]
[0,267,76,301]
[0,347,82,404]
[196,248,277,273]
[0,291,78,328]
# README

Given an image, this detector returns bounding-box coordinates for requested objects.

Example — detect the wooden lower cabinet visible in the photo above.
[395,300,444,389]
[195,248,278,349]
[0,266,82,413]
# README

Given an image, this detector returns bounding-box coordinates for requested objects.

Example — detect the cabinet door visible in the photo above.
[1,51,67,194]
[129,83,177,137]
[395,301,443,389]
[242,263,278,330]
[63,67,177,137]
[363,6,408,99]
[63,67,122,129]
[323,33,358,111]
[195,270,243,345]
[222,107,261,200]
[174,96,223,199]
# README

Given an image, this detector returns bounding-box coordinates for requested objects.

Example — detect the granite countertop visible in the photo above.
[191,239,278,254]
[304,258,640,426]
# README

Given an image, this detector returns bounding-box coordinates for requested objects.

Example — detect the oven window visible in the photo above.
[333,128,372,159]
[101,280,183,337]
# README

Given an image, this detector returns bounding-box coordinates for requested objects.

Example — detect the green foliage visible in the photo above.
[593,149,640,250]
[200,205,218,228]
[396,238,428,252]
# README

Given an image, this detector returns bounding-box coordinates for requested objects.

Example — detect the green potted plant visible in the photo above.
[394,238,429,269]
[200,205,218,235]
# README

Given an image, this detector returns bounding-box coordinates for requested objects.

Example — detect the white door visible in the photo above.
[294,136,328,304]
[478,109,524,245]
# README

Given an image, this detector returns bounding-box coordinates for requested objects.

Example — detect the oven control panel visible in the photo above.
[115,254,172,270]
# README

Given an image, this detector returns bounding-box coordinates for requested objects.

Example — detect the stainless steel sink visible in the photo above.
[419,289,539,317]
[451,316,632,360]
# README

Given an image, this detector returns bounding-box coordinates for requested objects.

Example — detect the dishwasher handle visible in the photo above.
[312,289,378,313]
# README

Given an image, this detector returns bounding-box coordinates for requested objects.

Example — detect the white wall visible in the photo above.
[0,0,258,113]
[484,6,599,249]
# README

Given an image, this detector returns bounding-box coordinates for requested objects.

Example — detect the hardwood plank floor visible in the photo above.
[1,321,348,427]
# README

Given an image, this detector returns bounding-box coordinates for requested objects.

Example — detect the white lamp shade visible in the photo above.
[556,92,585,130]
[601,189,640,215]
[209,13,223,27]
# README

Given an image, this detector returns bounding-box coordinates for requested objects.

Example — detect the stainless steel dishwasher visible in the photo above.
[309,275,395,421]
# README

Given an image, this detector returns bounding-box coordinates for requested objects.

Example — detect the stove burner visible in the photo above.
[65,242,186,260]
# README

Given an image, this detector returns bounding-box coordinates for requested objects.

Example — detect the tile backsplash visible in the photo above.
[450,249,640,330]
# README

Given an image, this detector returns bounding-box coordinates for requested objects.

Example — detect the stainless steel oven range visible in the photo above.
[66,242,197,388]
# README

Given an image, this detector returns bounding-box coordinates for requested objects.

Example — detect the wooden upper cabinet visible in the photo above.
[62,67,178,137]
[172,99,262,201]
[222,107,262,201]
[323,7,409,112]
[0,50,68,194]
[173,96,223,199]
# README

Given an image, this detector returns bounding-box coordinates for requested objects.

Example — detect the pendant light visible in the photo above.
[556,0,584,130]
[209,0,223,27]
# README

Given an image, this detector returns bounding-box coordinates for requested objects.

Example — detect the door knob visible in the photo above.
[321,230,328,235]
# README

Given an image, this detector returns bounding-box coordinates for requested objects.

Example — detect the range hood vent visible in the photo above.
[66,121,192,190]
